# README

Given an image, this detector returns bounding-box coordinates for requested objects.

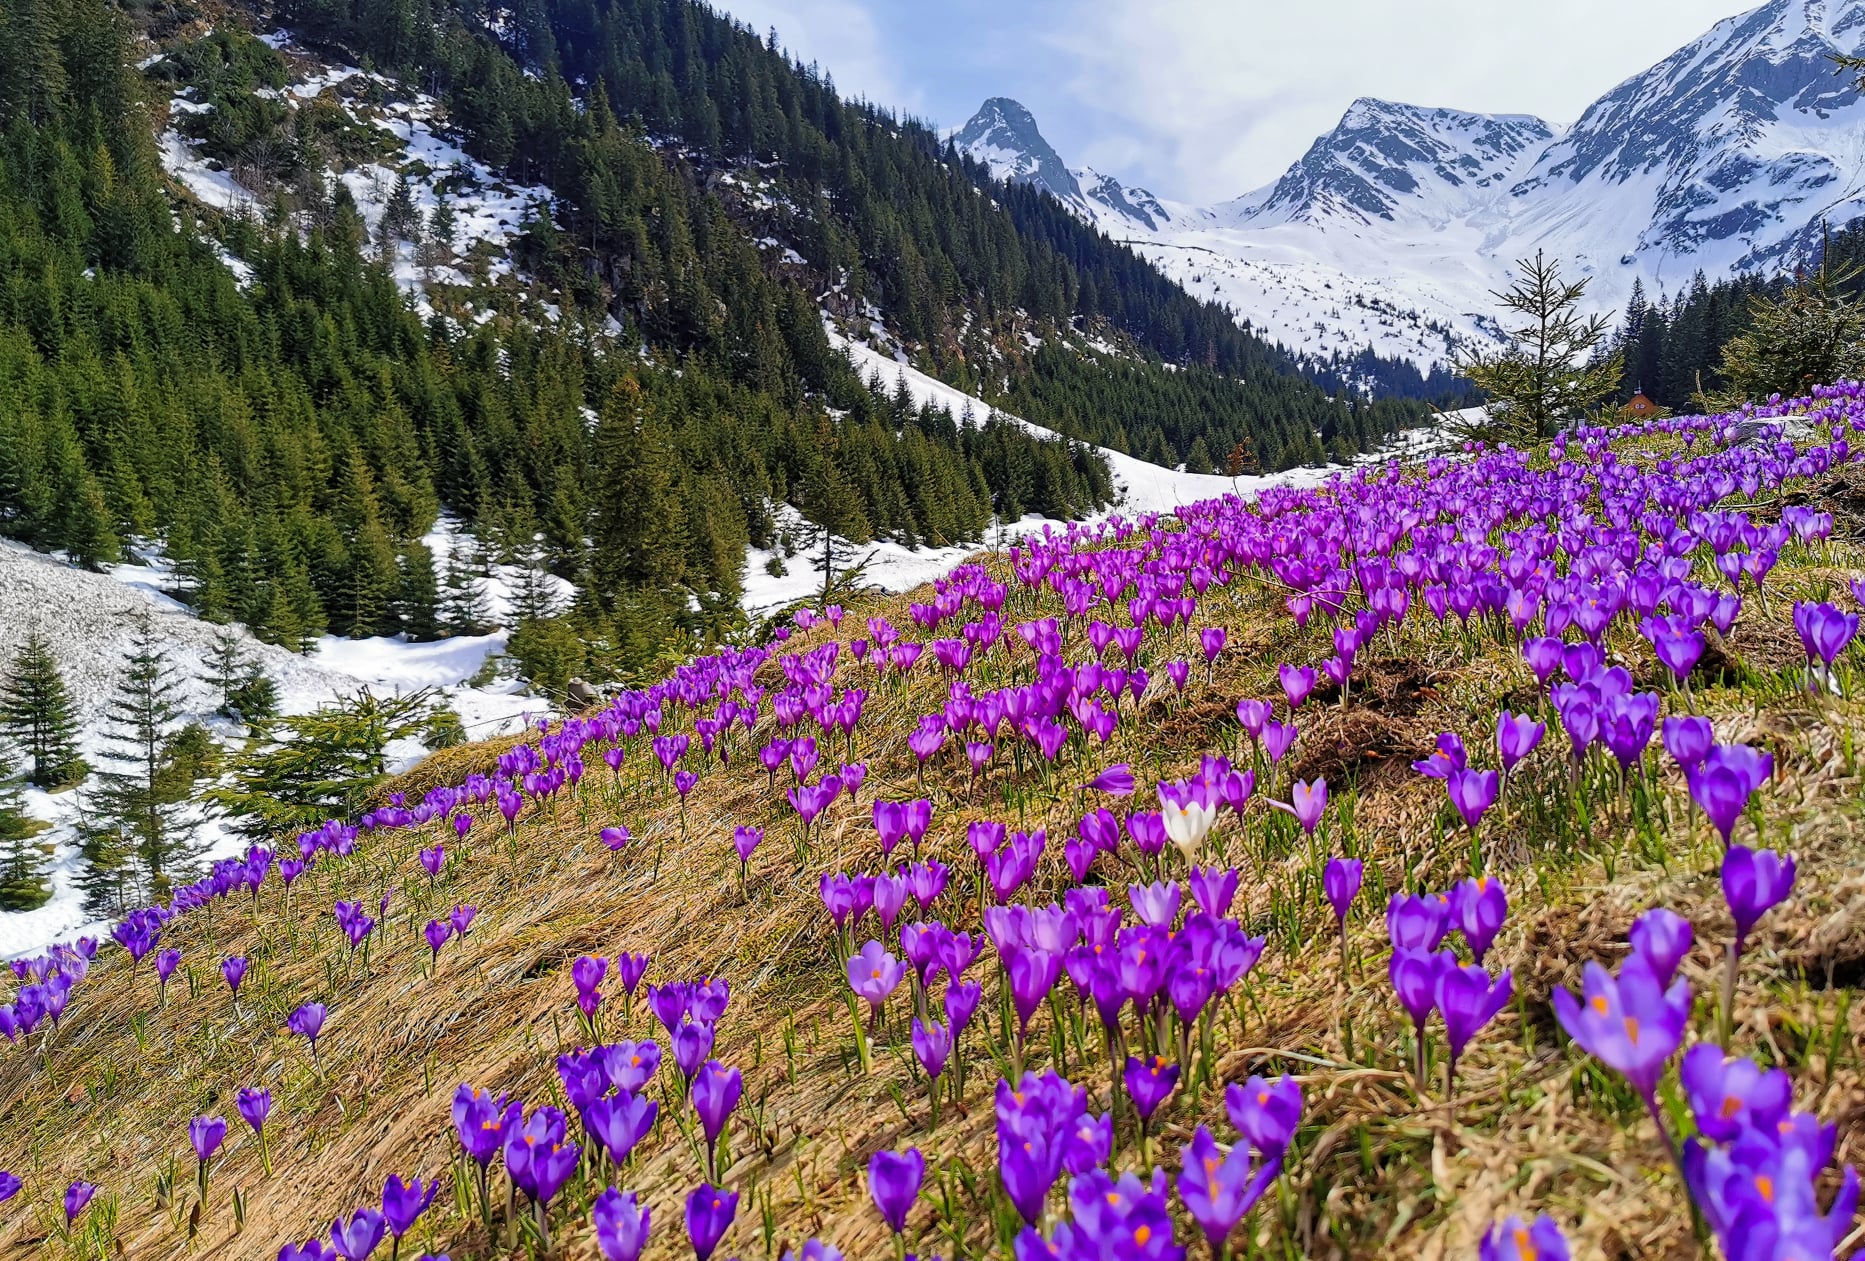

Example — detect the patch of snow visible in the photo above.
[0,526,558,957]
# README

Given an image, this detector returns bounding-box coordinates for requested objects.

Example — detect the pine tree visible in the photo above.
[393,542,442,640]
[211,687,434,840]
[507,541,562,625]
[0,743,48,912]
[1452,251,1622,444]
[439,549,493,635]
[84,612,200,904]
[202,627,278,727]
[1709,242,1865,406]
[0,632,84,787]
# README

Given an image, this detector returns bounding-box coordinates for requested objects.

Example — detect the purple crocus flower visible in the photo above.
[1188,867,1238,918]
[0,1171,20,1201]
[330,1207,387,1260]
[593,1188,651,1261]
[1437,963,1512,1082]
[382,1175,439,1240]
[1678,1042,1792,1143]
[685,1184,738,1261]
[1686,743,1772,845]
[1495,710,1545,774]
[189,1114,226,1164]
[584,1090,657,1166]
[452,1084,518,1169]
[1445,767,1499,830]
[1448,877,1506,964]
[504,1106,580,1210]
[1390,948,1450,1081]
[1627,907,1693,985]
[1122,1055,1179,1124]
[911,1018,952,1080]
[64,1180,96,1224]
[687,1059,742,1182]
[1177,1125,1278,1255]
[1793,600,1858,666]
[1386,892,1449,952]
[1267,777,1326,834]
[1479,1215,1569,1261]
[869,1147,925,1234]
[1278,664,1316,710]
[1661,716,1714,769]
[1324,858,1363,926]
[847,940,904,1023]
[1224,1075,1302,1161]
[1087,764,1135,796]
[1552,955,1690,1102]
[289,1002,327,1060]
[221,956,248,998]
[450,905,478,937]
[419,845,445,879]
[1722,844,1795,943]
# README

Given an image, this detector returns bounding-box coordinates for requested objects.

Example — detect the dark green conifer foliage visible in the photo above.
[83,612,201,906]
[0,742,48,912]
[0,631,84,788]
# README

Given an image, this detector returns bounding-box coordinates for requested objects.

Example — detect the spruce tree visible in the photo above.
[393,542,442,640]
[203,627,278,727]
[1451,251,1622,444]
[0,631,84,787]
[85,612,200,903]
[0,743,48,912]
[439,550,492,635]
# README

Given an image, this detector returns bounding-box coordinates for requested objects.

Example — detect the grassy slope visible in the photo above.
[2,453,1863,1261]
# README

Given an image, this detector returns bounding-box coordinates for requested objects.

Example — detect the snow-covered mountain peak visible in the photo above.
[951,96,1082,204]
[952,99,1180,230]
[1511,0,1865,281]
[1224,98,1555,228]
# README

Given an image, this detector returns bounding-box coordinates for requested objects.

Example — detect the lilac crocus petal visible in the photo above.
[1721,844,1795,942]
[1551,955,1691,1101]
[1479,1215,1571,1261]
[1088,764,1135,795]
[868,1147,926,1234]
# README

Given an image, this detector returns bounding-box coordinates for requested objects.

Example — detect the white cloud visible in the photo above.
[1043,0,1748,201]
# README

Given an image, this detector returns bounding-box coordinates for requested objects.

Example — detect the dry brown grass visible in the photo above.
[2,536,1863,1261]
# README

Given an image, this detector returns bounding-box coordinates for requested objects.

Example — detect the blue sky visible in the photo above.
[711,0,1751,203]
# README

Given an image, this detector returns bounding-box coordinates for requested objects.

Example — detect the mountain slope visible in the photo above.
[954,0,1865,371]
